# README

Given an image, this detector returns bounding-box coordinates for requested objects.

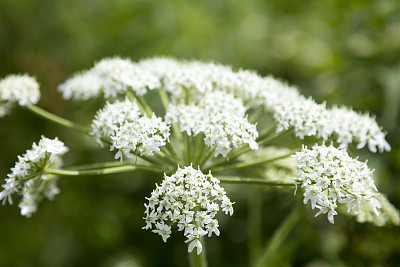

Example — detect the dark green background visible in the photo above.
[0,0,399,266]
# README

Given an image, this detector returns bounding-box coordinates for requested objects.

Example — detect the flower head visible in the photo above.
[143,166,234,254]
[91,98,170,160]
[293,143,381,224]
[0,136,68,217]
[165,91,258,157]
[0,74,40,117]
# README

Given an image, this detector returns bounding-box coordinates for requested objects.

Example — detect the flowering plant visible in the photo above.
[1,57,398,266]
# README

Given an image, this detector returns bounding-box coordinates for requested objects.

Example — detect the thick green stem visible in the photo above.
[211,152,293,174]
[218,176,294,187]
[188,236,207,267]
[255,205,302,267]
[47,164,166,176]
[26,105,91,135]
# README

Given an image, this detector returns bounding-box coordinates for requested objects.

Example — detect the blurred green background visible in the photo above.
[0,0,399,266]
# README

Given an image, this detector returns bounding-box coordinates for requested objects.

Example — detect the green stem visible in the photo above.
[126,91,150,117]
[257,129,292,147]
[166,141,183,164]
[26,105,91,135]
[64,161,128,170]
[256,122,277,141]
[207,129,292,170]
[158,87,170,112]
[248,106,264,123]
[198,145,217,168]
[47,164,166,176]
[218,176,294,187]
[186,134,193,165]
[195,142,207,168]
[136,95,153,117]
[255,205,302,267]
[155,151,179,166]
[212,152,293,174]
[188,236,207,267]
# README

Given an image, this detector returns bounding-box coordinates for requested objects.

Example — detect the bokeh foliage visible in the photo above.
[0,0,399,266]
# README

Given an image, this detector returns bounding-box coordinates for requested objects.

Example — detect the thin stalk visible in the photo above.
[195,143,207,168]
[192,134,202,165]
[47,164,166,176]
[207,129,292,170]
[166,141,183,164]
[212,152,293,174]
[257,129,292,147]
[26,105,91,135]
[198,145,217,168]
[186,134,193,165]
[158,87,184,149]
[158,87,170,111]
[256,122,277,141]
[126,91,150,117]
[155,150,179,166]
[188,236,207,267]
[136,95,153,117]
[64,161,128,170]
[218,176,294,187]
[255,205,302,267]
[248,106,264,123]
[161,146,180,163]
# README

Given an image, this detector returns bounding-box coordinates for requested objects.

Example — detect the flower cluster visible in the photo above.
[58,57,160,100]
[166,91,258,157]
[273,96,391,153]
[143,166,234,254]
[91,98,170,160]
[0,136,68,217]
[58,56,390,154]
[0,74,40,117]
[293,143,381,224]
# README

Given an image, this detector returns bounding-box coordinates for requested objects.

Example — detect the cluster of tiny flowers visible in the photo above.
[293,143,381,224]
[165,91,258,157]
[0,74,40,117]
[57,56,390,153]
[143,166,234,255]
[91,98,170,160]
[0,136,68,217]
[58,57,160,100]
[272,95,391,153]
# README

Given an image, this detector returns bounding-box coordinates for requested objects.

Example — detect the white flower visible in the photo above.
[59,57,161,101]
[185,227,208,255]
[0,136,68,217]
[91,98,170,159]
[58,71,103,101]
[293,143,381,224]
[58,56,390,154]
[165,91,258,157]
[143,166,233,254]
[0,74,40,116]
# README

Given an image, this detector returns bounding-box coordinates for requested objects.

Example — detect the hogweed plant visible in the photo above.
[1,57,399,266]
